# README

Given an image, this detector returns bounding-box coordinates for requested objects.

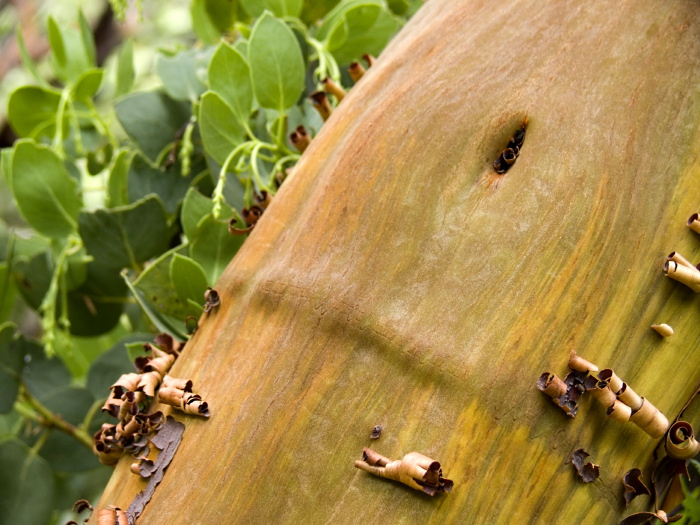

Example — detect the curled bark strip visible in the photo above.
[228,218,255,235]
[310,91,332,121]
[97,506,128,525]
[619,510,682,525]
[665,421,700,460]
[72,499,94,514]
[571,449,600,483]
[93,424,123,466]
[651,324,674,337]
[607,400,632,423]
[589,380,617,408]
[630,398,669,438]
[153,333,183,357]
[127,416,185,523]
[348,61,366,82]
[667,251,695,270]
[547,370,588,418]
[158,381,210,418]
[494,118,527,174]
[370,425,382,439]
[254,191,272,209]
[321,77,346,102]
[617,383,643,412]
[131,458,157,478]
[355,448,453,496]
[110,373,142,397]
[664,260,700,292]
[290,125,311,153]
[622,468,650,507]
[162,375,192,392]
[363,53,376,67]
[598,369,624,394]
[652,456,688,512]
[204,288,221,313]
[568,350,599,372]
[137,371,162,397]
[537,372,567,397]
[688,212,700,234]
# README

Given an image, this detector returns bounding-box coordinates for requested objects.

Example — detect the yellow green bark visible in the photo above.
[93,0,700,522]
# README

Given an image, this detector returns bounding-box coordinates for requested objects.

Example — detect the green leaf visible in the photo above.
[47,16,92,83]
[241,0,303,18]
[190,214,244,284]
[170,253,209,305]
[78,10,96,67]
[115,39,135,97]
[0,324,21,414]
[127,153,206,215]
[208,42,253,126]
[324,3,399,64]
[47,16,67,71]
[0,439,54,525]
[123,270,187,339]
[65,278,126,337]
[16,30,46,87]
[12,250,52,311]
[107,149,131,208]
[72,69,104,102]
[386,0,408,15]
[11,140,80,238]
[248,13,305,111]
[181,187,214,241]
[132,246,202,323]
[205,0,238,33]
[7,86,63,139]
[78,195,170,274]
[199,91,246,165]
[0,264,16,324]
[115,91,191,162]
[190,0,223,45]
[156,48,212,102]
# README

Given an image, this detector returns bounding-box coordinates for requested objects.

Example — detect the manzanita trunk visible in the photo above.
[94,0,700,522]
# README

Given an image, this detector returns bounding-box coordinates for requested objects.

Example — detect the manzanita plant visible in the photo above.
[0,1,420,522]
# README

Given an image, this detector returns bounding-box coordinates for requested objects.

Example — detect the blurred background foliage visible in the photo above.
[0,0,421,523]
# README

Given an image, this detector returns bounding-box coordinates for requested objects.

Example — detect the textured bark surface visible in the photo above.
[93,0,700,522]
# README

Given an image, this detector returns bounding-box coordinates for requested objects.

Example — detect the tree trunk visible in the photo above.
[94,0,700,522]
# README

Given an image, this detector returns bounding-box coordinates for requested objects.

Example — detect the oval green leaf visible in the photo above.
[208,42,253,126]
[11,140,80,238]
[170,253,209,305]
[199,91,246,165]
[7,86,63,139]
[248,13,305,111]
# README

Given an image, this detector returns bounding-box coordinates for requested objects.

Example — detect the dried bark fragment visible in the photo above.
[651,324,673,337]
[629,398,669,439]
[370,425,382,439]
[571,449,600,483]
[157,377,210,418]
[72,499,94,514]
[619,510,682,525]
[153,333,183,357]
[688,213,700,234]
[93,423,123,466]
[568,350,599,372]
[652,456,688,509]
[664,260,700,292]
[321,78,345,102]
[130,458,156,478]
[97,506,128,525]
[665,421,700,460]
[348,61,366,82]
[354,448,453,496]
[622,468,651,507]
[310,91,332,121]
[552,370,588,418]
[290,125,311,152]
[537,372,567,397]
[494,118,527,174]
[203,287,221,313]
[126,416,185,523]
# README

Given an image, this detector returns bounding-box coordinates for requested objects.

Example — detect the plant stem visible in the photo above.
[17,384,93,450]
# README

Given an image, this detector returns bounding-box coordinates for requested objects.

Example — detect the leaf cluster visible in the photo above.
[0,0,418,523]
